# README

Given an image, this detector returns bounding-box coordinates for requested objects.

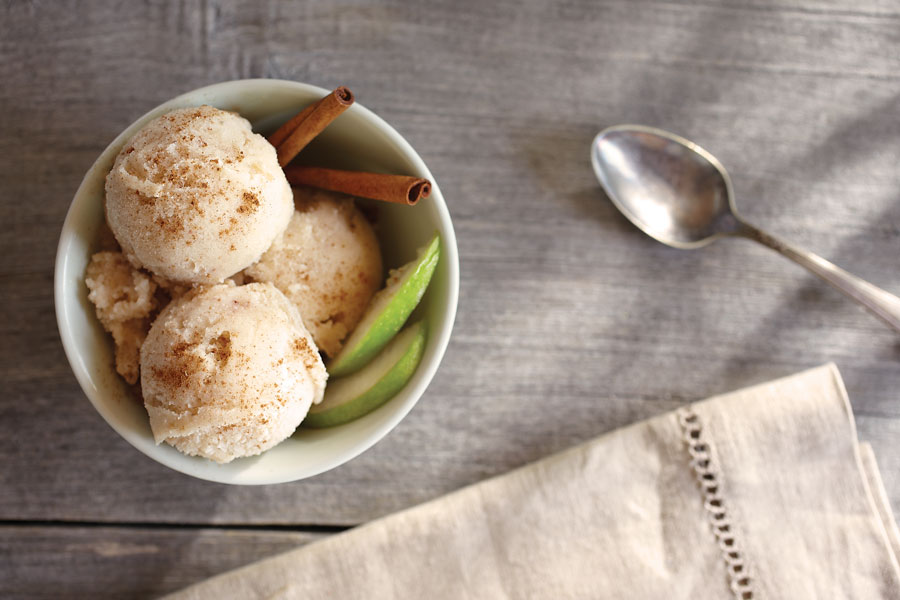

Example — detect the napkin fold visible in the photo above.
[165,364,900,599]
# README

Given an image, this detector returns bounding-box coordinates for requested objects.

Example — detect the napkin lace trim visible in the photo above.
[678,408,754,600]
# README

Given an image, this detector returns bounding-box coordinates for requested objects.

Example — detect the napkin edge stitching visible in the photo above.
[678,406,754,600]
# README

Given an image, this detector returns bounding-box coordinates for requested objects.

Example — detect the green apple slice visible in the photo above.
[327,232,440,377]
[304,321,427,428]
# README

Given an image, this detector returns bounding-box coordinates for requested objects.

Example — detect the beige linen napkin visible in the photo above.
[165,364,900,599]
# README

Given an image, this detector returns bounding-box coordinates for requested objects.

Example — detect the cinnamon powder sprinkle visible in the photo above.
[155,215,184,235]
[150,365,191,390]
[292,336,310,355]
[238,191,260,214]
[210,332,232,366]
[292,336,320,371]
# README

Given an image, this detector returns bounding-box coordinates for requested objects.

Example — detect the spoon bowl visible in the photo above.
[591,124,900,333]
[591,125,741,248]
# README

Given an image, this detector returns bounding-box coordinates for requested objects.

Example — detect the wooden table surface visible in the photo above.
[3,1,900,597]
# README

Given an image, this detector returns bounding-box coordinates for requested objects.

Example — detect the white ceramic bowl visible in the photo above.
[55,80,459,485]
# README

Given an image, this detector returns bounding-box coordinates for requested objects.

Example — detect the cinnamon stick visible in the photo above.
[274,87,354,167]
[285,166,432,206]
[267,103,315,148]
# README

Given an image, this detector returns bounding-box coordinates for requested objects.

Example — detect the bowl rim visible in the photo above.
[54,78,459,484]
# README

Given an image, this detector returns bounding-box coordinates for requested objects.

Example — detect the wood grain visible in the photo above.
[0,525,326,599]
[3,0,900,594]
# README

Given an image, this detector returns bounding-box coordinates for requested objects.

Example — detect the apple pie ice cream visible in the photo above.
[244,188,383,357]
[104,105,293,284]
[84,251,158,385]
[81,91,434,463]
[140,283,327,463]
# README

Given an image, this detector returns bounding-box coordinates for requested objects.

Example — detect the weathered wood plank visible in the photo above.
[0,525,325,600]
[2,0,900,532]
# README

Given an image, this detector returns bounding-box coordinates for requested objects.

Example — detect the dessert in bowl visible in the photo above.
[55,79,459,484]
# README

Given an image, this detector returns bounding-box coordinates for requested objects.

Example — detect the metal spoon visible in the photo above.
[591,124,900,332]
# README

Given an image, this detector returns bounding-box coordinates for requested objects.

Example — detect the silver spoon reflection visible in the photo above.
[591,124,900,333]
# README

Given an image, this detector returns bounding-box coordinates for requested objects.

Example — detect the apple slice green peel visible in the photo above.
[304,321,427,428]
[327,232,440,377]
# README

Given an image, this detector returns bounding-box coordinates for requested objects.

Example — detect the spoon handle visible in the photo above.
[738,223,900,333]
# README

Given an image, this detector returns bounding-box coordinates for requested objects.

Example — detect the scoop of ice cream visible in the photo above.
[243,188,383,357]
[105,105,293,284]
[140,282,327,463]
[85,251,158,384]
